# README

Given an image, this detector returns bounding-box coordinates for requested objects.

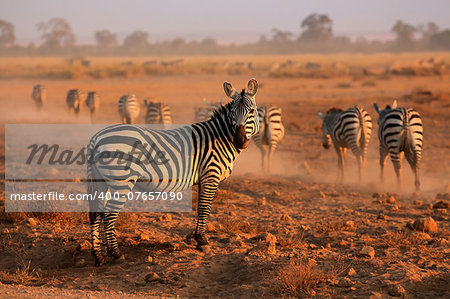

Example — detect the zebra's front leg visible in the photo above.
[89,212,105,266]
[267,145,275,173]
[194,180,219,250]
[260,147,266,171]
[335,146,344,183]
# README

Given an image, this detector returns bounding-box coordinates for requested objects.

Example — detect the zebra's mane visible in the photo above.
[211,100,233,122]
[326,107,343,114]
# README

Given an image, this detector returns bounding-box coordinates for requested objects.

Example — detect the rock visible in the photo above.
[280,214,292,222]
[345,221,354,229]
[319,191,326,199]
[411,232,431,240]
[391,205,399,211]
[377,214,386,220]
[24,218,37,226]
[251,232,277,243]
[433,200,449,209]
[386,196,396,204]
[369,291,383,299]
[146,256,153,263]
[144,272,161,283]
[123,237,137,246]
[139,232,151,241]
[249,232,276,255]
[76,240,92,251]
[360,246,375,259]
[259,197,267,206]
[347,267,356,276]
[159,214,172,221]
[272,190,281,197]
[413,200,424,206]
[198,245,211,253]
[407,216,438,233]
[388,284,406,297]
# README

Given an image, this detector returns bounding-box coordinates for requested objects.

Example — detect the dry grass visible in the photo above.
[0,256,40,285]
[276,232,306,248]
[370,231,423,249]
[217,215,267,235]
[1,52,449,79]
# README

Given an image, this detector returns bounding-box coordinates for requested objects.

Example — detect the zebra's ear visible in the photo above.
[392,99,398,109]
[223,82,238,99]
[373,102,380,114]
[247,78,258,96]
[318,112,325,119]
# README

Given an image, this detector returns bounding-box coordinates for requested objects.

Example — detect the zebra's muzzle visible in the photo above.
[234,125,249,149]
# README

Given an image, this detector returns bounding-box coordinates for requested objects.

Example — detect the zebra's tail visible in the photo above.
[355,106,371,162]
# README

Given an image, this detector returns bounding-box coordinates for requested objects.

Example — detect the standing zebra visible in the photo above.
[66,89,83,114]
[144,100,173,124]
[194,100,223,122]
[252,105,285,172]
[118,94,140,124]
[85,92,100,122]
[32,85,46,109]
[318,105,372,182]
[86,79,259,265]
[373,100,423,191]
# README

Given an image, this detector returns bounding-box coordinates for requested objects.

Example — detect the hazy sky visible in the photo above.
[1,0,449,44]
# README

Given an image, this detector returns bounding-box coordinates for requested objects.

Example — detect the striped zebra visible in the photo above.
[86,79,259,265]
[144,100,173,124]
[318,105,372,182]
[194,100,223,122]
[118,94,140,124]
[85,92,100,122]
[373,100,423,191]
[66,89,83,114]
[252,105,285,172]
[32,85,46,109]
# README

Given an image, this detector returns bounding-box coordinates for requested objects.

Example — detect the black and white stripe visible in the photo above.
[66,89,83,114]
[252,105,285,172]
[85,92,100,122]
[373,100,423,191]
[194,100,223,122]
[118,94,140,124]
[32,85,46,109]
[318,105,372,182]
[144,100,173,124]
[86,79,260,265]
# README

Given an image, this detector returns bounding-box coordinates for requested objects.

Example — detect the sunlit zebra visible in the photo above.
[252,105,285,172]
[86,79,260,265]
[32,85,46,109]
[118,94,140,124]
[318,105,372,182]
[144,100,172,124]
[85,92,100,122]
[373,100,423,191]
[194,100,224,122]
[66,89,83,114]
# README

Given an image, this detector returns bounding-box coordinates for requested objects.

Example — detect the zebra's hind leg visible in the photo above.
[89,212,105,266]
[390,151,404,189]
[267,145,275,173]
[405,151,421,192]
[379,147,389,184]
[103,212,125,263]
[335,146,345,183]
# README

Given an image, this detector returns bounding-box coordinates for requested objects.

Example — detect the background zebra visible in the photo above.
[194,100,223,122]
[373,100,423,191]
[66,89,83,114]
[318,105,372,182]
[118,94,140,124]
[252,105,285,172]
[144,100,173,124]
[85,92,100,122]
[86,79,259,266]
[32,84,46,109]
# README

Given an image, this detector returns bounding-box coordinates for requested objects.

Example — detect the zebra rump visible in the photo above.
[144,100,173,124]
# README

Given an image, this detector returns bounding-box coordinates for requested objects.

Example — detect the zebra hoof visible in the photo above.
[194,233,209,246]
[94,256,104,267]
[112,253,125,263]
[196,245,211,253]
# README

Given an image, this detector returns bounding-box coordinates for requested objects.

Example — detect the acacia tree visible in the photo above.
[37,18,76,48]
[123,30,149,47]
[299,13,333,43]
[418,22,439,41]
[0,19,15,47]
[271,28,293,42]
[391,20,416,48]
[95,29,118,47]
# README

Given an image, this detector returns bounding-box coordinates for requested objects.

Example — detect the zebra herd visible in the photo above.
[318,100,423,191]
[32,79,423,266]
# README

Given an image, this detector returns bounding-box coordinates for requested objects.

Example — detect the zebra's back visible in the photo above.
[144,101,173,124]
[194,100,223,122]
[86,92,100,114]
[118,94,140,124]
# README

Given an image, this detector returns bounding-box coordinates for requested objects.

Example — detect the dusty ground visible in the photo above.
[0,69,449,298]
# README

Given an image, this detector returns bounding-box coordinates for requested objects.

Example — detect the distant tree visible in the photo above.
[271,28,293,42]
[170,37,186,49]
[418,22,439,41]
[299,13,333,43]
[200,37,217,47]
[391,20,416,48]
[123,30,149,47]
[0,19,15,47]
[37,18,75,48]
[430,30,450,50]
[95,30,118,47]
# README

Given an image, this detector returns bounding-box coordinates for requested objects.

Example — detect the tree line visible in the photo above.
[0,14,449,56]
